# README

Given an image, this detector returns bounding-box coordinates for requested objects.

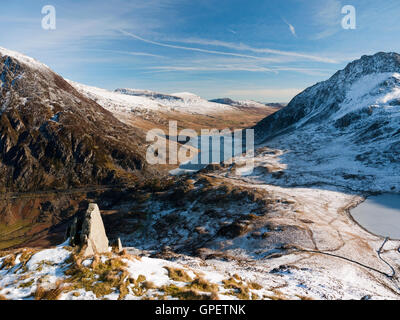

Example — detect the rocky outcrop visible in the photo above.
[66,203,109,256]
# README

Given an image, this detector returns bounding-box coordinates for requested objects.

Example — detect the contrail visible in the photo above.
[119,29,337,64]
[119,29,287,63]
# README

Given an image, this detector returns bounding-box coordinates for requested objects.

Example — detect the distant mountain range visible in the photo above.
[209,98,285,109]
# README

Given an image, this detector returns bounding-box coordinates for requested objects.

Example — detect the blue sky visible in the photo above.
[1,0,400,102]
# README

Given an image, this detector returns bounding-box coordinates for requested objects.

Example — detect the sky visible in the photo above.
[1,0,400,102]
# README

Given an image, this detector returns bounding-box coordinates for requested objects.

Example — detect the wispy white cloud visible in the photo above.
[310,0,342,40]
[283,18,297,37]
[146,65,274,73]
[224,88,303,102]
[163,37,338,63]
[119,29,284,62]
[272,66,330,76]
[90,49,165,58]
[146,64,330,76]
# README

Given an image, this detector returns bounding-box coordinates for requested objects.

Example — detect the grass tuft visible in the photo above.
[34,281,65,300]
[164,266,192,282]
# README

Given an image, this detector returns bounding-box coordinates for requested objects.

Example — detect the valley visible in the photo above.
[1,47,400,300]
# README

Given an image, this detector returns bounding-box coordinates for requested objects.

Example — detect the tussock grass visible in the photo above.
[63,251,138,299]
[248,282,263,290]
[222,277,261,300]
[188,277,218,293]
[142,280,156,289]
[164,266,193,282]
[223,277,250,300]
[17,249,37,271]
[263,289,289,300]
[0,248,37,272]
[34,281,65,300]
[161,284,210,300]
[0,254,16,270]
[18,279,34,288]
[35,260,55,272]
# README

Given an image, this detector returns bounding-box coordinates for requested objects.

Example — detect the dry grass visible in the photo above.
[17,249,37,271]
[295,294,314,300]
[63,251,146,299]
[248,282,263,290]
[222,277,262,300]
[164,266,193,282]
[188,277,218,293]
[161,284,211,300]
[18,279,34,288]
[0,248,37,272]
[142,281,157,289]
[0,246,227,301]
[223,277,250,300]
[34,281,65,300]
[0,254,16,270]
[263,289,289,300]
[210,291,219,300]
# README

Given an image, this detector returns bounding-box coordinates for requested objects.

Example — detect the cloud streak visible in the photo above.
[146,64,330,76]
[119,29,281,62]
[166,38,338,63]
[120,30,338,64]
[283,18,297,37]
[146,65,274,73]
[224,88,303,102]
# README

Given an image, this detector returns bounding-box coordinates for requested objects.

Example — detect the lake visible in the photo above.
[169,133,251,175]
[350,194,400,239]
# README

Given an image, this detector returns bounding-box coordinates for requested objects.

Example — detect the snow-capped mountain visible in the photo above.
[115,88,183,101]
[210,97,275,109]
[255,52,400,141]
[253,52,400,191]
[68,82,238,117]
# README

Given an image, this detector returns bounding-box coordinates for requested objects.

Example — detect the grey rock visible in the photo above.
[66,203,109,257]
[80,203,109,257]
[117,237,123,253]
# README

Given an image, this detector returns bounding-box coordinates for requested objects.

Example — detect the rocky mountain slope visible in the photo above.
[255,52,400,141]
[253,52,400,191]
[0,47,158,193]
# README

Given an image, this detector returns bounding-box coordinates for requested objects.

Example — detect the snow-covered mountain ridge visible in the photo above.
[209,97,274,109]
[255,52,400,141]
[69,81,242,117]
[236,52,400,193]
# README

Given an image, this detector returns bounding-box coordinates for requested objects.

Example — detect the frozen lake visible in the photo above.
[351,194,400,239]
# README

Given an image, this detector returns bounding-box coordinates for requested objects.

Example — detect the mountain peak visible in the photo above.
[0,47,50,72]
[255,51,400,142]
[331,52,400,83]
